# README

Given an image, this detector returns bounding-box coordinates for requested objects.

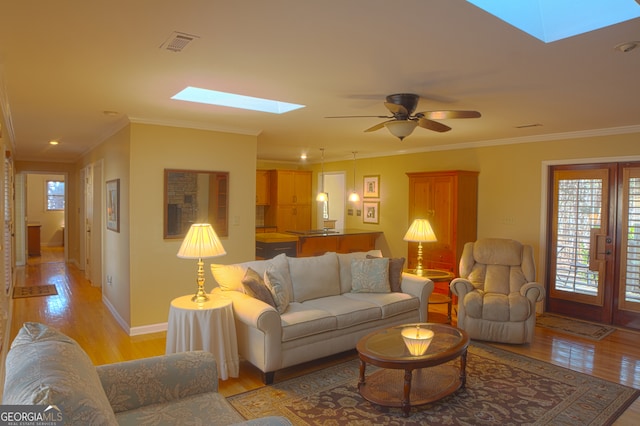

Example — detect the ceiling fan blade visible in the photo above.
[418,110,481,119]
[384,102,409,116]
[325,115,391,119]
[418,118,451,133]
[364,120,392,132]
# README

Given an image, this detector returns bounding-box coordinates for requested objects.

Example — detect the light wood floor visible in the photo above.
[9,247,640,424]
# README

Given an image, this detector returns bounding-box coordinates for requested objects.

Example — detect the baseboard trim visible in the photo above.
[129,322,168,336]
[102,294,168,336]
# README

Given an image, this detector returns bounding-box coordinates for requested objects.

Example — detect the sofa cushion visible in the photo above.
[3,322,118,425]
[367,255,405,292]
[242,268,276,308]
[303,295,381,329]
[280,303,337,341]
[343,292,420,319]
[351,257,390,293]
[114,392,244,426]
[287,252,340,302]
[264,263,291,314]
[337,250,382,293]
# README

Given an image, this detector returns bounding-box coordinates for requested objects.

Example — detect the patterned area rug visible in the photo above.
[228,343,639,425]
[12,285,57,299]
[536,313,616,341]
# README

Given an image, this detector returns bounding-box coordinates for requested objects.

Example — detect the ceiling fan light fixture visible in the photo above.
[384,120,418,140]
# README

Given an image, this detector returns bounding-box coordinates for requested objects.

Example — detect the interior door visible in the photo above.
[84,164,93,281]
[547,162,640,329]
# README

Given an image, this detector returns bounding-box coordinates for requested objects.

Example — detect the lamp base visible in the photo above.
[191,290,210,303]
[192,258,210,303]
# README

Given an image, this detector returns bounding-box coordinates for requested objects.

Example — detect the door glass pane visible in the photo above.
[624,177,640,303]
[555,178,601,296]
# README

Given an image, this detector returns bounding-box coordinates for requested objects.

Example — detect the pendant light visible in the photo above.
[316,148,328,202]
[348,151,360,202]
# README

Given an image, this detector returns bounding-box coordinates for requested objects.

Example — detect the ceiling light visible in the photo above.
[615,41,640,53]
[384,120,418,141]
[172,87,305,114]
[49,140,59,145]
[300,153,307,160]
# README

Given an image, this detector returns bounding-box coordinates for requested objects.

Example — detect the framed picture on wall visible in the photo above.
[363,201,379,224]
[106,179,120,232]
[363,175,380,198]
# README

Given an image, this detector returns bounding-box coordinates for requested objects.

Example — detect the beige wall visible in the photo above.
[312,132,640,285]
[128,123,257,329]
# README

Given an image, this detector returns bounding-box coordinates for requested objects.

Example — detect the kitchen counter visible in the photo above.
[285,228,381,237]
[290,229,382,257]
[255,233,299,259]
[255,232,299,243]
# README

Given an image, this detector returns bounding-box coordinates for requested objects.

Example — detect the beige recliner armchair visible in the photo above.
[450,238,545,344]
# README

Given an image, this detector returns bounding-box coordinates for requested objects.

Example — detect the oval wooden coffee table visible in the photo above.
[356,323,469,417]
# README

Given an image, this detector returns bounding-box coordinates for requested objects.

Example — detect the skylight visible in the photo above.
[467,0,640,43]
[171,87,305,114]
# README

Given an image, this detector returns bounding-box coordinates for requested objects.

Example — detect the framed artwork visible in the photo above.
[106,179,120,232]
[363,201,380,224]
[363,175,380,198]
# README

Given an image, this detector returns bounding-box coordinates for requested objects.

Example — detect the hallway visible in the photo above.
[11,247,167,365]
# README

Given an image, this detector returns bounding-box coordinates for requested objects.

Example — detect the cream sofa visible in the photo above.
[210,251,434,383]
[3,322,290,426]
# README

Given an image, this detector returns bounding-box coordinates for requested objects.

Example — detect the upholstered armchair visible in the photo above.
[450,238,545,344]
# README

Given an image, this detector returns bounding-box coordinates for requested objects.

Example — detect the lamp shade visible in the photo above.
[401,325,434,356]
[177,224,226,259]
[403,219,437,243]
[384,120,418,140]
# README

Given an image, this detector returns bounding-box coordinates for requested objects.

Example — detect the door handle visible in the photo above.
[589,228,611,271]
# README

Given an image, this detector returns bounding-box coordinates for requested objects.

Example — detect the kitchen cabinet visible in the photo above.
[407,171,478,286]
[265,170,312,232]
[256,170,270,205]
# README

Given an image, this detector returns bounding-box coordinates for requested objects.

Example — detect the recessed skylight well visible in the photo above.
[467,0,640,43]
[172,87,305,114]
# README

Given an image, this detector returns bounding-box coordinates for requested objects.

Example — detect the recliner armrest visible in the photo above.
[450,278,474,297]
[520,282,546,302]
[97,351,218,413]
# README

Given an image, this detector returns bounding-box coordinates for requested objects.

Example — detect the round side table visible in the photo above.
[165,295,239,380]
[410,269,455,323]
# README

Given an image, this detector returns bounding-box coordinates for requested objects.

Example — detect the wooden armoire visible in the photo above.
[406,170,478,285]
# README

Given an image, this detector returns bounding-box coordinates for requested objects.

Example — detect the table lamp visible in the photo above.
[401,324,434,356]
[177,223,226,303]
[403,218,437,277]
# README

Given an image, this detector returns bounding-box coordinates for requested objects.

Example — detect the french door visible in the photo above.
[547,162,640,329]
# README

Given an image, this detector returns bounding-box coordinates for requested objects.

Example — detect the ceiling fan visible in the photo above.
[326,93,481,140]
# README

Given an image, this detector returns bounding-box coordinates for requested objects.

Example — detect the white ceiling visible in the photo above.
[1,0,639,164]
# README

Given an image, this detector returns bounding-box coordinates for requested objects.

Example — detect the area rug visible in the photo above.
[12,284,57,299]
[536,313,616,341]
[228,343,639,425]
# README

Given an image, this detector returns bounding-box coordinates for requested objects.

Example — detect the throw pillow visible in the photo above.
[367,255,405,292]
[264,264,290,313]
[351,257,390,293]
[241,268,276,308]
[210,264,246,292]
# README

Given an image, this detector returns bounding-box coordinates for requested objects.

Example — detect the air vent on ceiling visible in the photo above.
[160,31,199,52]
